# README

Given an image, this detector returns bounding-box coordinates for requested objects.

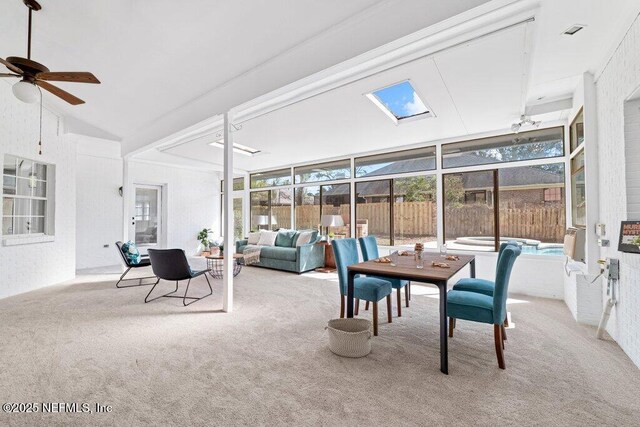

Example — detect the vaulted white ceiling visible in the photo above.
[161,24,531,171]
[2,0,639,173]
[0,0,490,151]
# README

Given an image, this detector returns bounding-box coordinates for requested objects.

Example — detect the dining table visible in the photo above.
[347,252,476,374]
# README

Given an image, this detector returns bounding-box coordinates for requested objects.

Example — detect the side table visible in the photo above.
[206,253,244,279]
[315,240,336,273]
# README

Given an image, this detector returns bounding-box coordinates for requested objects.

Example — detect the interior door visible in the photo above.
[130,184,163,253]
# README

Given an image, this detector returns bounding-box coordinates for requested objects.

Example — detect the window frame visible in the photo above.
[294,159,351,184]
[441,126,565,169]
[250,168,291,189]
[366,79,435,125]
[2,155,53,238]
[354,146,437,179]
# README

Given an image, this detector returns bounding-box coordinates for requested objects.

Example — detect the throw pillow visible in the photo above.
[295,231,314,246]
[275,229,297,247]
[247,231,261,245]
[121,241,141,265]
[257,230,278,246]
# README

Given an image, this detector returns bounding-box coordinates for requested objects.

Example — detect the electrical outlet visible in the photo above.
[596,223,606,237]
[598,239,610,247]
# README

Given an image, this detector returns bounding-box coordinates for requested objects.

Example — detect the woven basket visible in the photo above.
[326,318,372,358]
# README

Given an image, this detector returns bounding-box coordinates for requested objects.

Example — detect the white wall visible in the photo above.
[594,13,640,368]
[0,83,76,299]
[75,136,123,269]
[127,161,220,255]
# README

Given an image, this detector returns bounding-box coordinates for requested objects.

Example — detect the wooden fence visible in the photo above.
[270,201,565,243]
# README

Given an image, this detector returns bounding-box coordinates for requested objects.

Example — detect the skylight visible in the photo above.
[367,80,433,124]
[209,140,261,156]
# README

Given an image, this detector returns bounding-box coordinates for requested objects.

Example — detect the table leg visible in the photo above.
[347,270,355,318]
[438,280,448,375]
[470,258,476,278]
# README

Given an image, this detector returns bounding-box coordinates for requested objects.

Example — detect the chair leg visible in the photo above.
[145,280,178,303]
[116,267,158,288]
[405,283,410,308]
[386,295,392,323]
[183,275,214,306]
[340,295,345,319]
[365,301,369,311]
[494,324,505,369]
[355,299,360,316]
[501,324,507,346]
[372,302,379,336]
[449,317,454,338]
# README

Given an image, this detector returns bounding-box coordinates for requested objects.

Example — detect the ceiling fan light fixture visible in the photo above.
[12,79,39,103]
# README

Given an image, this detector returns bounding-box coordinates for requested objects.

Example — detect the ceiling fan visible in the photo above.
[0,0,100,105]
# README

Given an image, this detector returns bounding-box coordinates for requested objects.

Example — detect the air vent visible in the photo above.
[563,24,585,36]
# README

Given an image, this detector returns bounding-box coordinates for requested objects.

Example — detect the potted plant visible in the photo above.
[209,239,224,256]
[197,228,212,255]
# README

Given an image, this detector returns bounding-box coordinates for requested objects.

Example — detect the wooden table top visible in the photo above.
[348,253,474,282]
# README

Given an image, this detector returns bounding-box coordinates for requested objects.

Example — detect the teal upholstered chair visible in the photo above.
[447,245,521,369]
[332,238,393,336]
[358,236,410,317]
[451,241,517,327]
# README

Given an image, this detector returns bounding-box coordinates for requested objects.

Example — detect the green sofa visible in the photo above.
[235,230,324,273]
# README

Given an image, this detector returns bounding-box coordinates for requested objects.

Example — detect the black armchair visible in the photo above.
[146,249,213,306]
[115,241,159,288]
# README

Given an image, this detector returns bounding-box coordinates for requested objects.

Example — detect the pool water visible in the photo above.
[519,245,564,256]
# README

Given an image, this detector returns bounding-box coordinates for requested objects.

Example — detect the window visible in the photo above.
[220,178,244,192]
[294,159,350,184]
[394,176,437,245]
[443,164,566,252]
[499,164,566,245]
[571,150,586,227]
[250,191,270,230]
[295,186,320,230]
[250,168,291,189]
[367,80,433,123]
[220,197,244,240]
[321,184,350,238]
[354,146,436,178]
[356,175,437,247]
[570,108,584,153]
[443,171,497,251]
[249,189,291,231]
[2,155,53,236]
[356,180,391,245]
[270,188,292,229]
[441,127,564,169]
[294,184,350,236]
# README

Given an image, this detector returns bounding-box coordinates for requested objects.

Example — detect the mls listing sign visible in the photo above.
[618,221,640,254]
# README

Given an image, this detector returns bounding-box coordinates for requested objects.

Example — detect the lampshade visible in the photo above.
[12,80,39,104]
[255,215,269,225]
[321,214,344,227]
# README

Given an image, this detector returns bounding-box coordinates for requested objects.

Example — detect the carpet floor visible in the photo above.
[0,264,639,426]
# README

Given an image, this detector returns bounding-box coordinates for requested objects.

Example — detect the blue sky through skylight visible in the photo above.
[372,81,429,120]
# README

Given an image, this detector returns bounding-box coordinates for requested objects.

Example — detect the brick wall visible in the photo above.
[0,82,76,298]
[595,12,640,368]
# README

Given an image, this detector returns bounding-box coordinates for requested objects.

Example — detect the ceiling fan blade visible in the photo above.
[0,58,23,75]
[36,71,100,84]
[36,80,85,105]
[0,73,20,78]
